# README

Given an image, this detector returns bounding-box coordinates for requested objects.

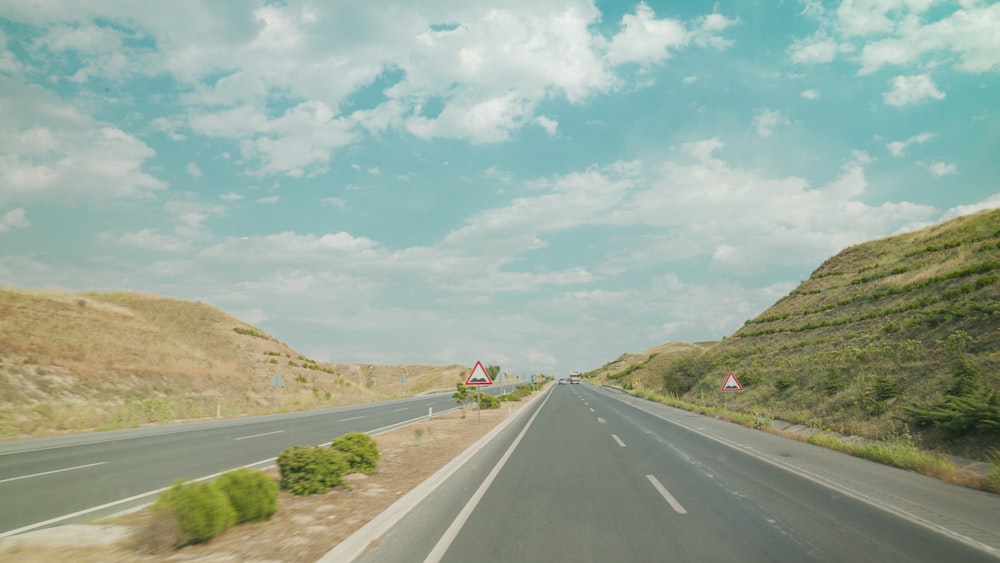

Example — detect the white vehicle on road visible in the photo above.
[568,371,581,384]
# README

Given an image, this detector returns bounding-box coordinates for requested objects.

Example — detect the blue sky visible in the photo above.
[1,1,997,378]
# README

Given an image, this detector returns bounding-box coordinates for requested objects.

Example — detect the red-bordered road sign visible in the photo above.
[721,371,743,392]
[465,360,494,386]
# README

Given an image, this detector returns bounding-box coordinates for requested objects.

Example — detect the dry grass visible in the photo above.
[0,288,468,439]
[587,208,1000,459]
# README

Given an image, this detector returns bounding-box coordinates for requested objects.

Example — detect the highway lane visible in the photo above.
[0,389,506,537]
[352,384,1000,562]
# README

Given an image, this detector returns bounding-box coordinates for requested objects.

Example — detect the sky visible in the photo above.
[0,1,998,378]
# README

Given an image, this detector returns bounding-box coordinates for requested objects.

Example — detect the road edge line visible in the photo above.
[318,385,553,563]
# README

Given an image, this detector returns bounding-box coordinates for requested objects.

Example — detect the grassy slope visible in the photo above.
[0,289,466,439]
[590,208,1000,460]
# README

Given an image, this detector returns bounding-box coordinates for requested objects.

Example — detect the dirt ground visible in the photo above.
[0,402,522,563]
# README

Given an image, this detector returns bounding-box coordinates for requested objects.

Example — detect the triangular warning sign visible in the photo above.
[721,371,743,392]
[464,360,494,386]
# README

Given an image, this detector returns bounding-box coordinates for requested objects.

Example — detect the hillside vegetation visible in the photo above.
[0,290,466,439]
[590,208,1000,461]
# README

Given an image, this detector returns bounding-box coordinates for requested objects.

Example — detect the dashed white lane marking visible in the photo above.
[646,474,687,514]
[234,430,285,441]
[0,461,107,484]
[612,434,626,448]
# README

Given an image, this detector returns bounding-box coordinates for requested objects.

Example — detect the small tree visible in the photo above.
[453,382,470,414]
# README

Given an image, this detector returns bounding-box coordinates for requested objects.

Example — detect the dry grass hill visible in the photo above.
[589,208,1000,461]
[0,290,467,439]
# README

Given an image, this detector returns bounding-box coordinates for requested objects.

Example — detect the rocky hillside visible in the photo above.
[0,290,466,439]
[591,208,1000,459]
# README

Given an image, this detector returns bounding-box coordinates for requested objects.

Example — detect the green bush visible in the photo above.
[774,375,795,392]
[331,432,380,475]
[478,393,500,409]
[216,468,278,523]
[153,479,236,546]
[277,445,350,495]
[497,393,521,402]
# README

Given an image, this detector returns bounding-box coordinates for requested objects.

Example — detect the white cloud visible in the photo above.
[535,115,559,135]
[322,197,346,208]
[606,138,937,275]
[928,161,957,177]
[858,3,1000,74]
[186,162,202,177]
[689,13,738,49]
[3,2,738,170]
[112,229,192,253]
[256,195,280,204]
[886,131,935,156]
[788,32,841,64]
[883,74,945,107]
[793,1,999,75]
[752,108,790,138]
[801,89,820,99]
[941,194,1000,220]
[164,200,224,240]
[606,3,688,66]
[40,23,123,53]
[220,192,243,202]
[0,77,166,204]
[200,232,380,264]
[0,208,30,233]
[0,29,24,73]
[682,76,698,85]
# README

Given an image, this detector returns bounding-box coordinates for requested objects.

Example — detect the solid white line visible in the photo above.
[234,430,284,441]
[0,462,107,485]
[338,416,364,422]
[646,474,687,514]
[422,389,553,563]
[612,434,626,448]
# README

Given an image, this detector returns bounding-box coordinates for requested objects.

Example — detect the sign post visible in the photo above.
[720,371,743,415]
[464,361,494,423]
[269,373,285,409]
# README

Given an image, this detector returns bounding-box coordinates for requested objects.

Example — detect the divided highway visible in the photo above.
[349,384,1000,562]
[0,390,491,537]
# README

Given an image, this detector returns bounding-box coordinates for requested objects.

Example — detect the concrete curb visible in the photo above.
[318,385,552,563]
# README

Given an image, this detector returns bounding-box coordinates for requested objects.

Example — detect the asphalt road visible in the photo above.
[0,387,510,537]
[350,383,1000,562]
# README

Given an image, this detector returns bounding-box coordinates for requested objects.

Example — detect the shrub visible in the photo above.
[497,393,521,402]
[331,432,380,475]
[216,468,278,523]
[277,445,350,495]
[478,393,500,409]
[774,375,795,393]
[153,479,236,546]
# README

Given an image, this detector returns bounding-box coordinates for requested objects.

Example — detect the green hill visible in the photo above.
[0,289,466,439]
[591,208,1000,461]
